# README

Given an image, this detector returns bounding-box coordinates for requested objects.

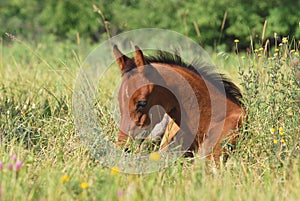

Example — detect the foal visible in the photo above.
[113,45,244,159]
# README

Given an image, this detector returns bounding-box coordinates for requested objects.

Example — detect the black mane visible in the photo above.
[145,51,243,106]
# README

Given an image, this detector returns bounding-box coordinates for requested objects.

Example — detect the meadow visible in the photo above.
[0,35,299,201]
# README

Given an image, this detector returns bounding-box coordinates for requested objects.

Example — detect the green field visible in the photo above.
[0,35,299,201]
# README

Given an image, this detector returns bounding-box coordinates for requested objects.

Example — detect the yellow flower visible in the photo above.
[111,166,120,175]
[257,53,262,57]
[275,48,279,52]
[295,52,299,56]
[280,139,285,143]
[259,47,264,51]
[290,49,295,53]
[279,127,284,135]
[80,182,89,189]
[234,39,240,43]
[149,152,161,161]
[241,56,245,59]
[270,128,275,134]
[254,49,258,53]
[282,37,288,43]
[61,175,70,184]
[273,139,278,144]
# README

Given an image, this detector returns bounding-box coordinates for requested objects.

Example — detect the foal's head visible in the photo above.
[113,45,167,146]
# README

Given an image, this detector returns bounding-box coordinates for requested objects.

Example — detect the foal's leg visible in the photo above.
[140,114,172,150]
[159,118,180,150]
[147,113,172,140]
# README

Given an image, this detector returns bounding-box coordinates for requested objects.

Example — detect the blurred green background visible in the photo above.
[1,0,300,50]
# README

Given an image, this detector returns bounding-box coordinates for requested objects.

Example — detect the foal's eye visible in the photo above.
[136,100,147,110]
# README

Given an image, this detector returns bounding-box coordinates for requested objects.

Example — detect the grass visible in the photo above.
[0,35,299,201]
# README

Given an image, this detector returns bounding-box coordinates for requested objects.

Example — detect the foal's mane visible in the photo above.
[145,51,243,106]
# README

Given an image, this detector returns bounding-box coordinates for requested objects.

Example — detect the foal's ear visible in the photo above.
[134,46,147,67]
[113,45,135,73]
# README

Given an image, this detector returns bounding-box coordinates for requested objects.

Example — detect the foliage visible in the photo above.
[0,33,299,200]
[1,0,300,49]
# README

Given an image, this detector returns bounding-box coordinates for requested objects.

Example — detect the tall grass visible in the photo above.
[0,35,299,201]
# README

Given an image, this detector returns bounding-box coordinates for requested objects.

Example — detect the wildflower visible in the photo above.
[282,37,288,43]
[241,56,245,59]
[61,175,70,183]
[280,139,285,143]
[111,166,120,175]
[117,189,123,197]
[279,43,283,47]
[10,154,17,161]
[234,39,240,43]
[290,49,296,53]
[270,128,275,134]
[0,162,3,171]
[80,182,89,189]
[149,152,161,161]
[15,161,22,171]
[294,52,299,56]
[278,127,284,136]
[259,47,264,51]
[273,139,278,144]
[8,163,13,170]
[254,49,258,53]
[275,48,279,52]
[257,53,262,57]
